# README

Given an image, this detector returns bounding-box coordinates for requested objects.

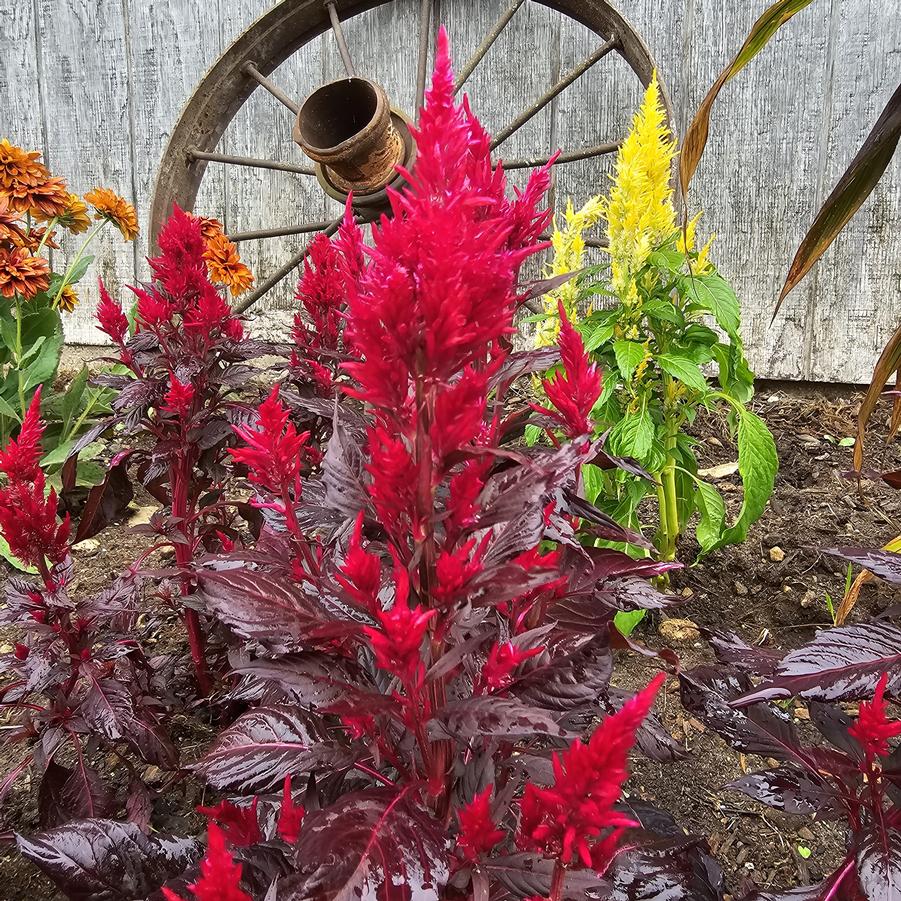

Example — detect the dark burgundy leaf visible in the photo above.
[739,888,827,901]
[808,701,864,760]
[279,790,448,901]
[610,840,724,901]
[487,852,612,900]
[728,767,841,816]
[558,488,652,548]
[824,547,901,585]
[66,415,126,460]
[604,688,686,763]
[38,760,115,828]
[733,623,901,705]
[322,408,369,519]
[489,347,561,391]
[73,453,135,543]
[703,629,784,676]
[428,696,569,741]
[229,651,363,709]
[16,819,199,901]
[509,633,613,712]
[125,778,153,832]
[586,436,655,482]
[856,828,901,901]
[519,269,586,303]
[199,568,360,653]
[193,706,353,791]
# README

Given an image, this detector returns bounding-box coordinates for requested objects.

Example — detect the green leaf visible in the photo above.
[657,353,709,393]
[648,247,688,272]
[64,254,95,286]
[0,393,20,421]
[681,273,741,337]
[582,322,615,353]
[715,407,778,549]
[642,298,680,324]
[61,366,89,434]
[613,340,646,380]
[524,423,542,447]
[679,0,817,197]
[581,463,605,505]
[23,331,63,392]
[608,407,655,462]
[776,80,901,311]
[614,610,646,637]
[694,479,726,553]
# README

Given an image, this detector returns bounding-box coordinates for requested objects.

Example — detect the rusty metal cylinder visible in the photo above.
[293,77,404,195]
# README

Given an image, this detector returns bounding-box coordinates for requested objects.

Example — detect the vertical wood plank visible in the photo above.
[0,0,45,152]
[684,0,834,381]
[35,0,137,344]
[125,0,225,286]
[806,0,901,384]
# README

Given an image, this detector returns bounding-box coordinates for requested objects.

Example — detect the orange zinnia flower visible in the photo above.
[23,176,69,220]
[193,215,225,242]
[0,247,50,299]
[84,187,139,241]
[0,140,69,218]
[204,232,254,297]
[22,225,59,252]
[57,193,91,234]
[58,285,79,313]
[0,196,27,247]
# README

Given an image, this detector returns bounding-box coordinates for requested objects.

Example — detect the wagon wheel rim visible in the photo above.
[150,0,674,315]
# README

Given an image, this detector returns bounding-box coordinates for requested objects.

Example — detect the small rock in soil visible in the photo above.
[734,580,748,596]
[75,538,100,557]
[769,546,786,562]
[659,618,701,642]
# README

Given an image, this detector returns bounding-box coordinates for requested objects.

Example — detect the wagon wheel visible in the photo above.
[150,0,673,315]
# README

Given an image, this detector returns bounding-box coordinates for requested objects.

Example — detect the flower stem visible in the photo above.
[52,220,106,308]
[549,860,567,901]
[14,296,25,417]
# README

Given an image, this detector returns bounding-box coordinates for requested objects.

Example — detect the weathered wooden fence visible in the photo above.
[1,0,898,382]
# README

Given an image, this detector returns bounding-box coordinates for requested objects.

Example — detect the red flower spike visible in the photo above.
[363,563,436,681]
[480,641,544,692]
[0,386,43,482]
[365,424,420,542]
[533,301,602,439]
[848,673,901,759]
[294,232,345,353]
[457,785,506,861]
[335,512,382,611]
[431,366,490,461]
[434,537,487,604]
[162,823,251,901]
[230,387,309,494]
[96,280,129,345]
[277,775,305,844]
[0,472,70,569]
[161,374,195,419]
[132,285,173,328]
[196,797,262,847]
[13,643,29,660]
[516,673,665,869]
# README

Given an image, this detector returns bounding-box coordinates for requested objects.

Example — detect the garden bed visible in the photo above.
[1,384,897,900]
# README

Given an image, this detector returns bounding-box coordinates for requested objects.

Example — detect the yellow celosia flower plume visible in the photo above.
[603,71,677,300]
[536,195,604,347]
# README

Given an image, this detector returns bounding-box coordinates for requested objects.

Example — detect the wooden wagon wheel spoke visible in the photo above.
[499,141,622,171]
[326,1,357,77]
[454,0,525,94]
[151,0,673,314]
[414,0,434,118]
[233,219,342,315]
[241,62,300,115]
[491,35,619,150]
[186,150,316,177]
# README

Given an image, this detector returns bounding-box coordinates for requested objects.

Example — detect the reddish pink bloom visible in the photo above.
[150,204,210,306]
[162,374,195,419]
[0,387,43,482]
[294,232,345,352]
[95,280,129,344]
[335,512,382,611]
[13,643,29,660]
[517,673,665,869]
[277,776,305,844]
[533,302,602,439]
[162,823,251,901]
[184,284,238,335]
[337,710,377,740]
[230,387,309,493]
[848,673,901,759]
[363,563,436,681]
[365,424,420,541]
[480,641,543,692]
[133,285,173,327]
[196,797,261,847]
[457,785,505,861]
[431,366,490,461]
[434,537,487,604]
[445,458,491,543]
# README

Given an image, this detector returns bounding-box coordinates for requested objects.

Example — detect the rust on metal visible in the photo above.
[294,77,412,205]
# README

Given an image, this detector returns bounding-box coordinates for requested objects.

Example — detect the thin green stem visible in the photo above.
[14,296,25,416]
[34,216,59,257]
[52,220,106,308]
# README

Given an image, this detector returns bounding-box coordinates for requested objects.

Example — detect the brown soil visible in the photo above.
[2,386,900,900]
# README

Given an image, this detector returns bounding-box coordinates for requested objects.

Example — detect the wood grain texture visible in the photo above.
[3,0,900,383]
[34,0,137,344]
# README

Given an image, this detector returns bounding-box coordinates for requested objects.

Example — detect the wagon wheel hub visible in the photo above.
[294,77,414,208]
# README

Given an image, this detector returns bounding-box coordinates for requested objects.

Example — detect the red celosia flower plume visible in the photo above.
[162,823,251,901]
[517,673,665,871]
[848,672,901,760]
[533,301,602,439]
[0,386,43,482]
[277,775,305,844]
[457,785,506,861]
[229,387,309,495]
[96,279,129,345]
[335,512,382,612]
[294,232,346,353]
[196,798,262,848]
[162,374,195,419]
[479,641,544,692]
